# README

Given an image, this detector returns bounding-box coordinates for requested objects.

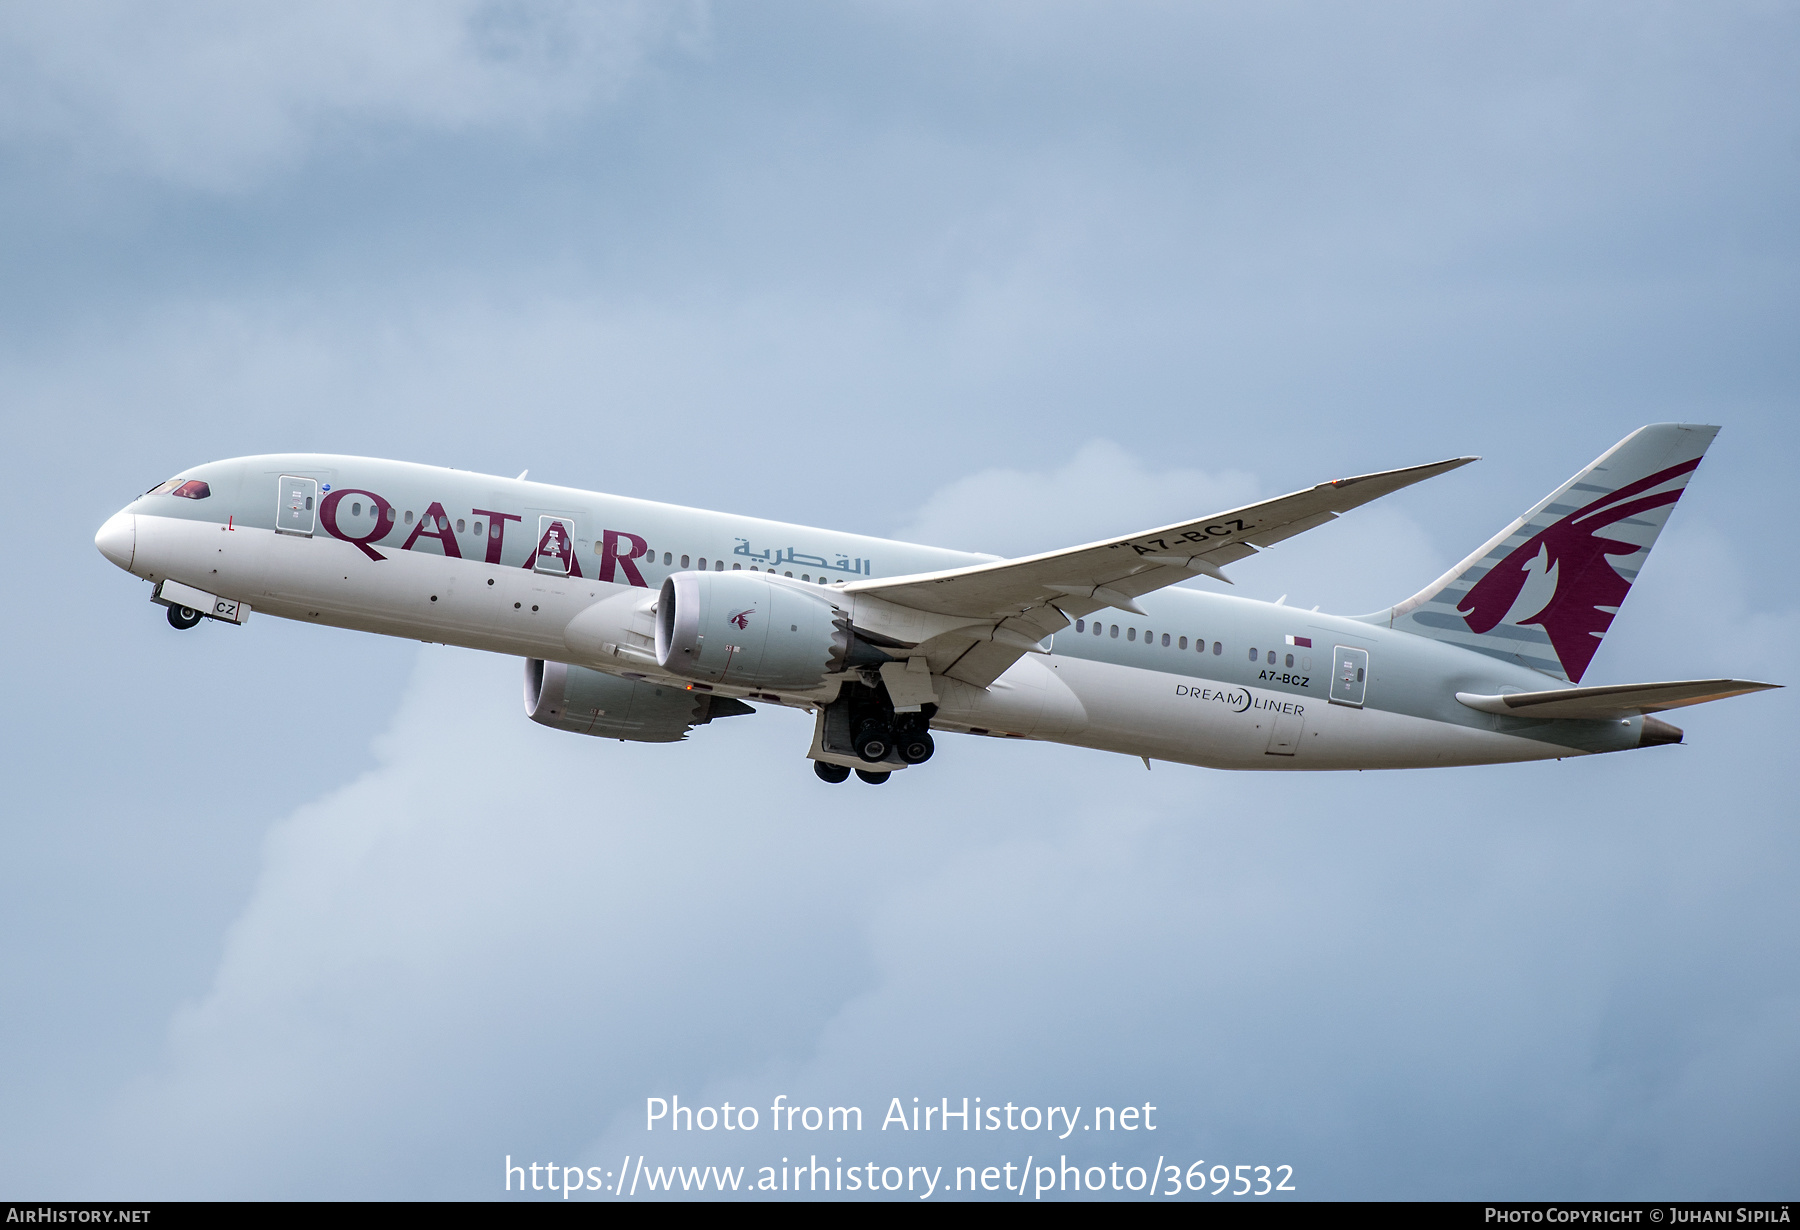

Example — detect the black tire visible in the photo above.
[853,721,891,763]
[898,731,935,765]
[167,605,202,630]
[854,769,891,785]
[813,761,851,784]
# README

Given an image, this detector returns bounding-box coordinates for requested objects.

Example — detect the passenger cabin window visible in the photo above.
[1128,628,1137,642]
[1213,641,1222,655]
[1249,647,1258,660]
[1075,619,1085,632]
[715,560,723,571]
[457,519,466,534]
[1179,636,1188,650]
[1162,633,1171,647]
[697,557,707,569]
[405,511,414,524]
[352,502,363,517]
[1286,653,1294,667]
[682,555,691,568]
[473,521,483,536]
[1110,625,1119,638]
[1267,650,1276,664]
[664,552,672,565]
[387,508,397,522]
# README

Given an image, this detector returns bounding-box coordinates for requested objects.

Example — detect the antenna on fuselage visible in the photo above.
[516,469,529,480]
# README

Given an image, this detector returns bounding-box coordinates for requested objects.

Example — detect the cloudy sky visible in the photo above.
[2,1,1796,1200]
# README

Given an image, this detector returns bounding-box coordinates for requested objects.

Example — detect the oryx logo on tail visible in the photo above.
[1459,458,1699,683]
[1380,423,1718,683]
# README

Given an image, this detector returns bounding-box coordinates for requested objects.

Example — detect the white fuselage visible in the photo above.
[97,454,1646,771]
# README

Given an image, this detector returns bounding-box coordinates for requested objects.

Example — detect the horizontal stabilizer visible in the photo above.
[1455,678,1778,720]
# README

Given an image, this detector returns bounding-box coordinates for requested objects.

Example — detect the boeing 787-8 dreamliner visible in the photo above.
[95,424,1775,784]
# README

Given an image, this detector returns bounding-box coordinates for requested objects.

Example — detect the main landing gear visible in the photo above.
[166,605,203,630]
[812,761,892,786]
[812,678,937,784]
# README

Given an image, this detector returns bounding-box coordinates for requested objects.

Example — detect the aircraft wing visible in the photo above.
[1455,678,1780,720]
[845,455,1477,687]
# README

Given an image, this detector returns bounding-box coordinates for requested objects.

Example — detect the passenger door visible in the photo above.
[276,476,318,537]
[1330,645,1369,707]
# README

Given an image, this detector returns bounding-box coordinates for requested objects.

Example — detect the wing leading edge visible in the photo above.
[847,455,1478,687]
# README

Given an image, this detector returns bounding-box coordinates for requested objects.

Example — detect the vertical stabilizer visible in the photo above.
[1374,424,1718,683]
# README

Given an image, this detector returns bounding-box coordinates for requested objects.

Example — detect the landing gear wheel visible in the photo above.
[167,605,202,630]
[854,769,891,785]
[813,761,851,784]
[897,731,935,765]
[853,721,892,763]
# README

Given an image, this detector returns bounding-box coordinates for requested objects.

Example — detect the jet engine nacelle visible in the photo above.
[524,658,752,742]
[656,570,858,689]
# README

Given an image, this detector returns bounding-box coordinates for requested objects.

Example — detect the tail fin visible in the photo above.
[1374,423,1718,683]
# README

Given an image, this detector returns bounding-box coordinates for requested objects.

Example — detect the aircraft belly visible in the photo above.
[933,656,1088,738]
[137,514,616,660]
[1046,655,1573,770]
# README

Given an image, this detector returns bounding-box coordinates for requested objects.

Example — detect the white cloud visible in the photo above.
[892,439,1451,616]
[892,440,1261,558]
[0,1,690,190]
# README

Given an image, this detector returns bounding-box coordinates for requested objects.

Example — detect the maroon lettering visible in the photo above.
[472,509,521,566]
[319,489,395,561]
[400,501,463,558]
[600,529,649,587]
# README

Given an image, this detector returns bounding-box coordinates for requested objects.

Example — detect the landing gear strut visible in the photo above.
[167,605,202,630]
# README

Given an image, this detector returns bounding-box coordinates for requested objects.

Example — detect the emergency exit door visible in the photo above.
[1330,645,1369,707]
[276,475,318,537]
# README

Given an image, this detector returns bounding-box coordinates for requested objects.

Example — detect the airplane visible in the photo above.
[93,423,1776,784]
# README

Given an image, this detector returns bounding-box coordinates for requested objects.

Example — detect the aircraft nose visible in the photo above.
[95,511,135,571]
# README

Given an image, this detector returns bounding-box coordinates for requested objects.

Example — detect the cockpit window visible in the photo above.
[146,478,211,499]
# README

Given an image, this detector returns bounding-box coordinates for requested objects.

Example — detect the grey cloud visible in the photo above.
[0,1,691,190]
